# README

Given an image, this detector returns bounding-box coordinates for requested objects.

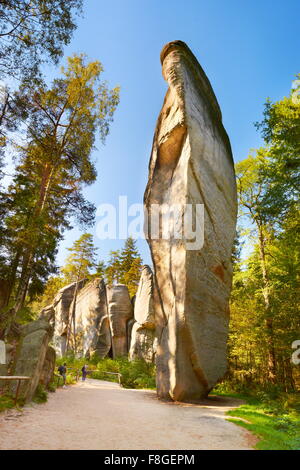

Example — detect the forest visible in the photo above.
[0,0,299,393]
[0,0,299,451]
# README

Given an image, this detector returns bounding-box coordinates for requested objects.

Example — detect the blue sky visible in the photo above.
[48,0,299,267]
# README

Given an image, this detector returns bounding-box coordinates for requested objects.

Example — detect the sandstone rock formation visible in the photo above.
[52,279,87,356]
[40,346,56,388]
[129,265,156,362]
[50,279,134,359]
[106,285,133,357]
[75,279,111,358]
[144,41,237,400]
[12,319,55,401]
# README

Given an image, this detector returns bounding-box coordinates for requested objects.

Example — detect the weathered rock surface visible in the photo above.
[75,279,111,358]
[53,279,87,356]
[129,265,156,362]
[106,285,133,357]
[40,346,56,388]
[12,319,54,401]
[51,279,134,359]
[144,41,237,400]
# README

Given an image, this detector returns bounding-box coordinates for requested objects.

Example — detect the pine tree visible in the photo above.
[105,238,143,295]
[119,237,140,274]
[120,237,142,295]
[61,234,98,284]
[0,54,119,325]
[93,261,106,280]
[105,250,122,284]
[122,257,143,297]
[0,0,83,81]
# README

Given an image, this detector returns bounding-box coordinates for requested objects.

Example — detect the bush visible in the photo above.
[90,357,156,389]
[56,356,156,390]
[33,384,48,403]
[0,394,15,412]
[47,381,57,393]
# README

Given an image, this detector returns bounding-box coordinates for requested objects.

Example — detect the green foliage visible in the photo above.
[0,53,119,322]
[47,381,57,393]
[256,80,300,220]
[30,276,66,313]
[105,237,143,296]
[56,356,156,390]
[0,394,15,413]
[61,233,99,284]
[33,384,48,403]
[226,396,300,450]
[0,0,83,81]
[92,357,156,389]
[93,261,106,279]
[231,75,300,388]
[214,383,300,449]
[105,250,122,284]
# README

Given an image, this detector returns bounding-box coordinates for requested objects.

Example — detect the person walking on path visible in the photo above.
[81,365,88,381]
[58,363,67,387]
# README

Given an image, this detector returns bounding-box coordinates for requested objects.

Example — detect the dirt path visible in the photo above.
[0,379,255,450]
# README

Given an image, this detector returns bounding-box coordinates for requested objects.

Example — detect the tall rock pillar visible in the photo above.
[144,41,237,401]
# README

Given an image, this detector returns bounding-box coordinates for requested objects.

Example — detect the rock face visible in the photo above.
[106,285,133,357]
[40,346,56,388]
[129,265,156,362]
[51,280,133,359]
[75,279,111,358]
[144,41,237,400]
[53,279,87,356]
[12,319,55,401]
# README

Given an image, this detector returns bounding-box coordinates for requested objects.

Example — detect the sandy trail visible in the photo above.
[0,379,255,450]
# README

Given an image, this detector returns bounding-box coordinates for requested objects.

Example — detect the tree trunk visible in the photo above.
[12,164,54,314]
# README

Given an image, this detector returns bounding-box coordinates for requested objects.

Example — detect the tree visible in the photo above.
[93,260,106,280]
[255,78,300,222]
[231,75,300,388]
[0,1,83,177]
[30,275,66,314]
[0,54,119,324]
[119,237,140,273]
[236,152,277,381]
[122,257,143,297]
[105,250,122,284]
[61,233,98,283]
[119,236,142,295]
[105,238,143,296]
[0,0,83,81]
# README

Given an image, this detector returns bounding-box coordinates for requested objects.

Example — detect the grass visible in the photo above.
[56,355,156,390]
[32,384,48,404]
[213,383,300,450]
[0,394,17,412]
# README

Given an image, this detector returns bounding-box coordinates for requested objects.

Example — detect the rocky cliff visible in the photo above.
[51,280,133,360]
[144,41,237,401]
[129,265,156,362]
